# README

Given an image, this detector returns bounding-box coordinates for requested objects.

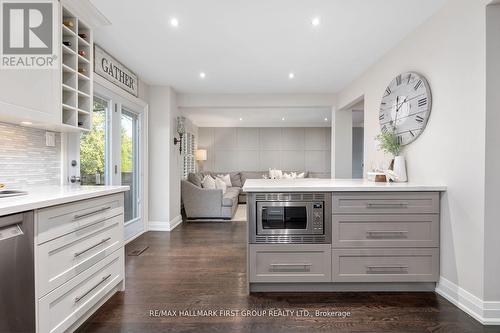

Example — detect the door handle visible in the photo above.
[73,206,111,220]
[74,237,112,257]
[366,230,408,238]
[366,203,408,209]
[270,263,312,272]
[366,265,408,274]
[74,274,112,303]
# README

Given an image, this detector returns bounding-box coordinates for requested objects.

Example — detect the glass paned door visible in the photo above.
[121,108,139,223]
[80,96,109,185]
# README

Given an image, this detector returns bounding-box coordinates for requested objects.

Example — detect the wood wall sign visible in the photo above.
[94,44,138,97]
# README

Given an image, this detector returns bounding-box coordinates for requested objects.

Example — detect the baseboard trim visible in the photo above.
[436,277,500,325]
[169,215,183,231]
[250,282,436,293]
[148,215,183,232]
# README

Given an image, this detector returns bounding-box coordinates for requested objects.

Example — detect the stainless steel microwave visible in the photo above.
[248,193,331,244]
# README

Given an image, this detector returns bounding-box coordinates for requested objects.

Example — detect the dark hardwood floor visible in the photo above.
[79,221,499,333]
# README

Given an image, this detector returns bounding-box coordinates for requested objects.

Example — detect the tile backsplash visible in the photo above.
[0,122,61,187]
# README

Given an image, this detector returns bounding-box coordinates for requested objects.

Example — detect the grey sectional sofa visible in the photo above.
[181,171,311,220]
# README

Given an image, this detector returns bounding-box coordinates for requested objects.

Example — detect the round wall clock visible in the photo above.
[379,72,432,146]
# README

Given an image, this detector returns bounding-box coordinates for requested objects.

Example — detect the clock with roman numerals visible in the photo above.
[379,72,432,146]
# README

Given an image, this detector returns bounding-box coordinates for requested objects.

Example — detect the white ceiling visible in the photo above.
[90,0,447,94]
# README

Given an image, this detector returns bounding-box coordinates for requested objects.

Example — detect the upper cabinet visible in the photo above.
[0,0,94,132]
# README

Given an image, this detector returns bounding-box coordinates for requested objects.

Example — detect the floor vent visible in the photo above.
[128,246,149,256]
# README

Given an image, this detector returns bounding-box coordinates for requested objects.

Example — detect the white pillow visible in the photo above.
[202,175,216,189]
[216,174,232,187]
[215,177,227,194]
[269,168,283,179]
[297,172,305,178]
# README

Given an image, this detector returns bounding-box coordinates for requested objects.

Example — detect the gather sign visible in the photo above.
[94,44,138,97]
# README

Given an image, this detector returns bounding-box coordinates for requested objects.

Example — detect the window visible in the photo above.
[182,132,195,179]
[80,96,109,185]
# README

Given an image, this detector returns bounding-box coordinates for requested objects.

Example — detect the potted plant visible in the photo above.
[375,130,407,182]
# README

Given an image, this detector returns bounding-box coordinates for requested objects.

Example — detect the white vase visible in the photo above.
[393,155,407,182]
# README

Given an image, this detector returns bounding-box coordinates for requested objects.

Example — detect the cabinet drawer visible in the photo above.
[332,248,439,283]
[38,249,124,333]
[37,214,124,297]
[249,244,331,283]
[332,192,439,214]
[37,193,124,244]
[332,214,439,248]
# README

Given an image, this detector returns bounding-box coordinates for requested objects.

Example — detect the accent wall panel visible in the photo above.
[198,127,331,177]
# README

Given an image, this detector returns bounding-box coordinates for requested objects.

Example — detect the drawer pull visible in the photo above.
[366,265,408,274]
[73,206,111,220]
[366,203,408,209]
[270,263,312,272]
[366,230,408,238]
[74,274,112,303]
[74,237,112,257]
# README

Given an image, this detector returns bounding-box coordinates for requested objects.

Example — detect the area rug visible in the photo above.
[231,204,247,222]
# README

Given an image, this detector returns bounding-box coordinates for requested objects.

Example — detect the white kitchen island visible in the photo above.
[243,179,446,293]
[243,178,447,193]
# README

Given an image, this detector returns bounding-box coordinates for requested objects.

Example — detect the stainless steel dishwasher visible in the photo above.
[0,212,35,333]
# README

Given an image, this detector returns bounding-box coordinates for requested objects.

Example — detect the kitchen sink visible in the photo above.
[0,190,28,198]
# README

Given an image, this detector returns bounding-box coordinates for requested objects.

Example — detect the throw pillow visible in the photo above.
[201,175,216,189]
[187,173,203,187]
[215,177,227,194]
[297,172,305,178]
[269,168,283,179]
[216,174,232,187]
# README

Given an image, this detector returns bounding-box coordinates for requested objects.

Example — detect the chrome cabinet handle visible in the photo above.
[366,203,408,209]
[74,237,112,257]
[270,263,312,272]
[74,274,112,303]
[366,230,408,238]
[366,265,408,274]
[73,206,111,220]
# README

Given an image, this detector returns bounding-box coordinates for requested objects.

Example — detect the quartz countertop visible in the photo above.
[0,185,129,216]
[242,178,447,192]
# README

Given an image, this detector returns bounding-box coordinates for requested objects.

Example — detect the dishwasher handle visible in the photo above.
[0,213,24,228]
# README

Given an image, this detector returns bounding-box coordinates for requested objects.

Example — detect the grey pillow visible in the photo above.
[229,172,242,188]
[187,173,203,187]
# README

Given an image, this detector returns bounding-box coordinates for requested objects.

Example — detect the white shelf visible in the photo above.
[62,64,76,73]
[77,72,90,80]
[78,54,90,64]
[62,24,77,37]
[62,84,77,93]
[78,36,90,47]
[62,44,76,55]
[61,5,93,132]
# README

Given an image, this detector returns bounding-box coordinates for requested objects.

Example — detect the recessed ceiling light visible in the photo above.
[288,72,295,79]
[312,17,320,27]
[324,118,328,121]
[20,121,32,125]
[281,117,285,121]
[239,118,243,121]
[170,17,179,27]
[199,72,206,79]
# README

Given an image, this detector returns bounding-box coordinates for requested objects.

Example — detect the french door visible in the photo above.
[80,83,145,241]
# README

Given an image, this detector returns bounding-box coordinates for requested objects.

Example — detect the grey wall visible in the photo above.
[198,127,331,178]
[352,127,364,179]
[0,122,61,187]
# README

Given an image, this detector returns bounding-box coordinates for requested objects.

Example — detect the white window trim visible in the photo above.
[92,74,149,243]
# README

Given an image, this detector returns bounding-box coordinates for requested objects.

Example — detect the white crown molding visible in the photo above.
[61,0,111,28]
[148,215,183,232]
[436,277,500,325]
